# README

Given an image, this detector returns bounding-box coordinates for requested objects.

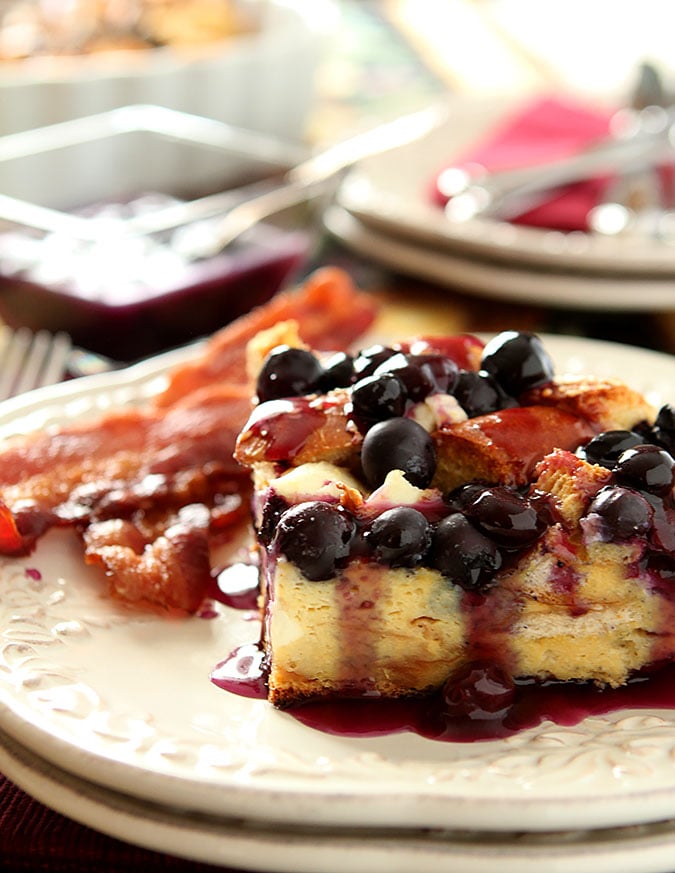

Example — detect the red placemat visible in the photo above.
[0,773,231,873]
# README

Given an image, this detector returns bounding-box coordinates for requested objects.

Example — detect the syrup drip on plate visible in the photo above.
[214,648,675,743]
[212,628,675,742]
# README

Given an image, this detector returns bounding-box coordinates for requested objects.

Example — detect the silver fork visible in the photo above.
[0,326,72,401]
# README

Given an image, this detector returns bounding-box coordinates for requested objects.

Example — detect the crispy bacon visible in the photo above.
[155,267,376,406]
[0,268,378,612]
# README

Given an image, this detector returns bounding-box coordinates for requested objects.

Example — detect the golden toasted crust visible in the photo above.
[433,405,597,491]
[235,392,358,469]
[533,449,612,526]
[237,377,650,490]
[523,376,655,431]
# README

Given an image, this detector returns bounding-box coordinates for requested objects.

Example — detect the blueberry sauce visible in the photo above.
[213,641,675,742]
[206,562,260,611]
[0,196,308,360]
[289,664,675,743]
[244,398,327,462]
[211,643,268,699]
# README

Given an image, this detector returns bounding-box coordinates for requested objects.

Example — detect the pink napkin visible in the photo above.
[431,96,616,231]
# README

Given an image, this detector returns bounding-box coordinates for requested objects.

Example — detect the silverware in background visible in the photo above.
[588,62,675,241]
[0,326,71,400]
[442,63,675,230]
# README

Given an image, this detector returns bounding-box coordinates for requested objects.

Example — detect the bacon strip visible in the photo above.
[155,267,376,407]
[0,268,378,612]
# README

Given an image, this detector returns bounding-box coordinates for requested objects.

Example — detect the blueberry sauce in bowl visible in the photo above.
[0,195,309,360]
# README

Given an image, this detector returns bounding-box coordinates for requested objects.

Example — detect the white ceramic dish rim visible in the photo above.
[324,204,675,311]
[0,338,674,836]
[5,726,675,873]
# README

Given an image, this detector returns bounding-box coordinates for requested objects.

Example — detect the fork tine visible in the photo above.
[0,327,72,401]
[32,331,72,391]
[0,326,31,401]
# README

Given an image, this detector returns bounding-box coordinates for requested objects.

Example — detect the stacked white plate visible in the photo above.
[1,338,675,872]
[326,95,675,311]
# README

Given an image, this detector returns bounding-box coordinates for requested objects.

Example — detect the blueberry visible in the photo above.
[351,373,407,427]
[614,444,675,496]
[363,507,431,567]
[452,370,516,418]
[352,345,398,379]
[319,351,354,391]
[256,346,324,402]
[463,486,546,548]
[259,494,289,545]
[275,501,354,581]
[586,486,653,541]
[445,483,489,512]
[651,404,675,454]
[361,417,437,489]
[429,513,502,591]
[415,353,459,394]
[480,331,554,396]
[579,430,644,468]
[441,662,515,720]
[374,352,458,401]
[373,353,433,402]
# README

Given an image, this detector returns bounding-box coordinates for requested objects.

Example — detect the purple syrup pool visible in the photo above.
[212,637,675,742]
[211,643,268,700]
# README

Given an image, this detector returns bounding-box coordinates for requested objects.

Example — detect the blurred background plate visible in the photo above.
[324,204,675,311]
[0,0,338,143]
[336,94,675,278]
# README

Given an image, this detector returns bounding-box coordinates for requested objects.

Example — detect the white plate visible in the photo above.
[0,338,674,838]
[336,95,675,281]
[7,727,675,873]
[325,205,675,311]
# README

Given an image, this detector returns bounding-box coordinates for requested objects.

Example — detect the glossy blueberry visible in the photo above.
[429,512,502,591]
[374,352,458,401]
[258,494,289,546]
[256,346,324,402]
[586,486,653,541]
[275,501,354,581]
[352,345,398,379]
[319,351,354,391]
[351,373,407,426]
[415,353,459,394]
[480,331,554,396]
[364,506,431,568]
[373,352,433,402]
[579,429,644,469]
[452,370,516,418]
[445,483,489,512]
[614,444,675,496]
[361,417,437,489]
[441,662,515,720]
[463,486,546,548]
[651,404,675,455]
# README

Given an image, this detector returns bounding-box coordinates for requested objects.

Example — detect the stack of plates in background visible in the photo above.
[326,95,675,312]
